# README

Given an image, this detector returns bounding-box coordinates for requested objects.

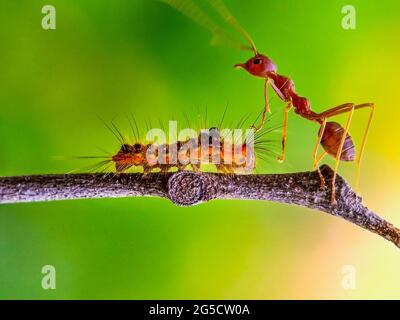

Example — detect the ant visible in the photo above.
[162,0,375,203]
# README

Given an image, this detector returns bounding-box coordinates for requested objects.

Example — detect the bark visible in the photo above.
[0,165,398,248]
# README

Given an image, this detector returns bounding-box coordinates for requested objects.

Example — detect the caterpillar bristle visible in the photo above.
[218,104,228,129]
[67,159,113,174]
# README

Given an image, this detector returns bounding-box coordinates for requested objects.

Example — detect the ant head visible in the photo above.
[234,54,277,77]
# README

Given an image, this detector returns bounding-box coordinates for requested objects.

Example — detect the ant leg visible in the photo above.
[277,102,293,162]
[355,103,375,190]
[312,118,327,169]
[315,102,375,192]
[313,151,328,189]
[252,78,270,131]
[330,105,355,204]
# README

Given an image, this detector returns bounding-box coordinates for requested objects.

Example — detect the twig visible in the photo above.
[0,165,399,248]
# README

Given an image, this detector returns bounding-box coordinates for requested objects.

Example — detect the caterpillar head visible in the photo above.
[118,143,145,165]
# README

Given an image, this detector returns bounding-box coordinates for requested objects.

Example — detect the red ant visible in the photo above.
[162,0,375,203]
[235,53,375,203]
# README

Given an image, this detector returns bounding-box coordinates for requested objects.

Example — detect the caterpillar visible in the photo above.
[112,127,256,174]
[74,115,280,175]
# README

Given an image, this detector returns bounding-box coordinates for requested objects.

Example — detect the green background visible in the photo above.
[1,0,399,299]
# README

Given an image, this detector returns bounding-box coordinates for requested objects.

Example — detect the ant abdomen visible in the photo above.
[320,122,356,161]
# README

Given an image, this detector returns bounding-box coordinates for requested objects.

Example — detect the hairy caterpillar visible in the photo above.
[112,127,256,174]
[74,114,280,175]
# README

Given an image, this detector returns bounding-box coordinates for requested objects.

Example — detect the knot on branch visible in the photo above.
[167,171,215,206]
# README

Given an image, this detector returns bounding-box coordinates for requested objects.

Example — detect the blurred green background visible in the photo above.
[1,0,399,299]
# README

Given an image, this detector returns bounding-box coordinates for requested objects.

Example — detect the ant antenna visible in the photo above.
[162,0,257,54]
[208,0,258,55]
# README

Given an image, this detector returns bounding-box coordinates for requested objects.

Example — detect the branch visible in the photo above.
[1,165,399,248]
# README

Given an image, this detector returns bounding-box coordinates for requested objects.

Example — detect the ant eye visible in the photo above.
[253,58,262,65]
[121,144,131,153]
